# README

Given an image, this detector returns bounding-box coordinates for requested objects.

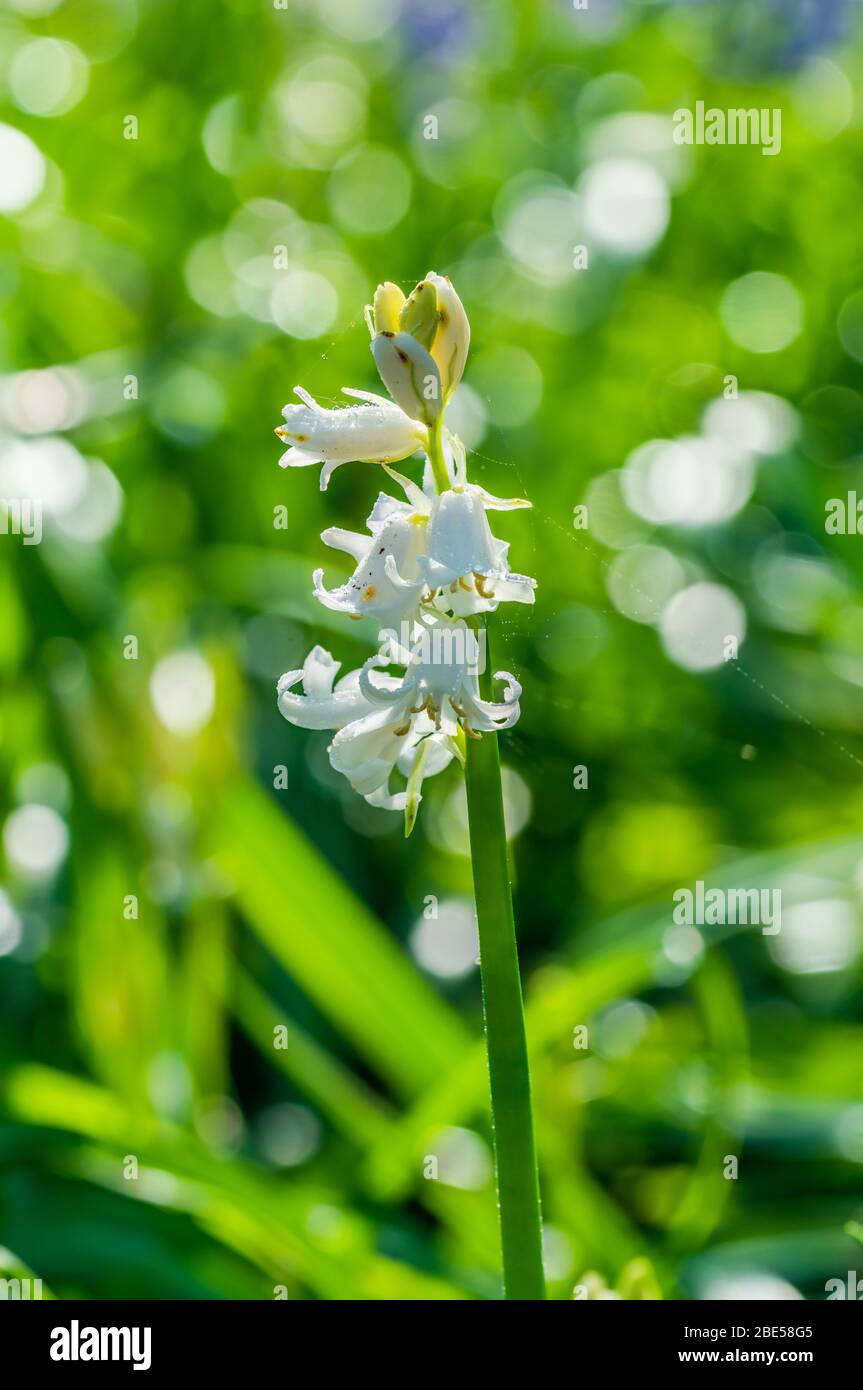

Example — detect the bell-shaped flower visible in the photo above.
[276,386,427,490]
[277,640,461,835]
[335,707,460,834]
[359,615,523,738]
[313,492,428,624]
[324,616,520,831]
[424,492,537,613]
[382,434,537,613]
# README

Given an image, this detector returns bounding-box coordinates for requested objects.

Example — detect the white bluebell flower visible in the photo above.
[276,273,532,831]
[276,386,427,490]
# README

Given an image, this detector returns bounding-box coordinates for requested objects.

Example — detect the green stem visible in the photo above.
[427,416,450,494]
[465,620,545,1300]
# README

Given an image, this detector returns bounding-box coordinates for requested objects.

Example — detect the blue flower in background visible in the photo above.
[401,0,471,60]
[672,0,853,73]
[772,0,852,66]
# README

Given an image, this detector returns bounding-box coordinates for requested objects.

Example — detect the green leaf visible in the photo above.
[209,777,471,1096]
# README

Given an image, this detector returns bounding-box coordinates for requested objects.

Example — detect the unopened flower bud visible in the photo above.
[369,281,405,337]
[424,271,470,399]
[371,331,442,426]
[399,280,439,351]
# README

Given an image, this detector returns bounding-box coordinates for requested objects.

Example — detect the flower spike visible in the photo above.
[275,272,533,829]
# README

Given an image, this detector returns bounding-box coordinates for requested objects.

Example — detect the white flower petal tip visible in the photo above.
[473,486,532,511]
[462,669,523,732]
[340,387,392,407]
[278,446,324,470]
[381,464,432,513]
[490,573,536,605]
[493,670,522,702]
[276,668,303,698]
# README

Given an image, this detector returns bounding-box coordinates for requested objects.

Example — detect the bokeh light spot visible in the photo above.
[3,804,69,880]
[660,583,746,672]
[271,268,338,340]
[720,272,803,354]
[10,38,89,117]
[0,124,46,213]
[150,651,215,736]
[328,146,411,236]
[580,158,669,256]
[607,544,686,625]
[410,898,479,979]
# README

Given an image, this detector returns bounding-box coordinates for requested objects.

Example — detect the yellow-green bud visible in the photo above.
[424,272,470,400]
[371,281,405,337]
[399,280,439,352]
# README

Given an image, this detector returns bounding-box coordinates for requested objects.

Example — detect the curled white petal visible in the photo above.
[278,445,323,469]
[365,783,408,811]
[383,552,421,592]
[299,644,340,697]
[277,646,378,730]
[461,670,522,732]
[359,654,397,703]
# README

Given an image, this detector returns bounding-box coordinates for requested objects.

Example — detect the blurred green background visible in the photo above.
[1,0,863,1301]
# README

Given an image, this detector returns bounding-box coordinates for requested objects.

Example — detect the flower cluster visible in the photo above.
[276,273,535,833]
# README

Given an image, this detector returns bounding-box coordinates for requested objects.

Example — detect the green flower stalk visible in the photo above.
[275,272,545,1299]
